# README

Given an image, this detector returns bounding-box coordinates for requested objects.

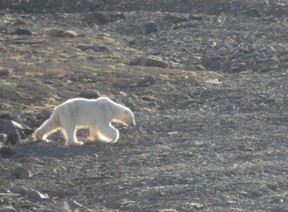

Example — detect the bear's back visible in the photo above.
[55,97,115,114]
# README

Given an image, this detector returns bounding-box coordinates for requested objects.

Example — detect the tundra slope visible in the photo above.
[0,0,288,211]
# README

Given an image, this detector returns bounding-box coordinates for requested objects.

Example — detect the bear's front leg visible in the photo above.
[98,125,119,143]
[88,125,101,141]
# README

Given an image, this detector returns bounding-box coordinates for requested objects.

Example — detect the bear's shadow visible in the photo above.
[12,139,128,159]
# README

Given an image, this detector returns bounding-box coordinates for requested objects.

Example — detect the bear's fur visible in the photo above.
[34,97,135,146]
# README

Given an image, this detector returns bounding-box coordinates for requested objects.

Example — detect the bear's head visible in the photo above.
[123,108,136,126]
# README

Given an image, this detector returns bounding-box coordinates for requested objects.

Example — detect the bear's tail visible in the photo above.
[34,112,60,140]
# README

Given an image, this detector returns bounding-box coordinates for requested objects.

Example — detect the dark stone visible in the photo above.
[0,119,21,146]
[140,21,158,34]
[12,28,32,35]
[79,89,100,99]
[0,115,33,145]
[46,28,77,38]
[13,167,32,179]
[130,56,168,68]
[10,120,33,140]
[189,14,203,21]
[137,76,157,87]
[37,110,52,122]
[83,12,111,25]
[162,14,188,24]
[0,67,10,77]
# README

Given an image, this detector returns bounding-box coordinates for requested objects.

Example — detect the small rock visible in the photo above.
[137,76,157,87]
[9,39,42,45]
[0,119,21,146]
[14,18,27,25]
[140,21,158,34]
[119,91,127,97]
[10,186,28,196]
[230,62,246,73]
[83,12,111,25]
[46,28,77,38]
[195,64,206,71]
[10,186,49,201]
[142,96,155,101]
[76,44,110,53]
[12,28,32,35]
[189,14,203,21]
[0,67,11,77]
[10,120,33,140]
[13,167,32,179]
[24,114,38,128]
[109,12,125,22]
[147,101,157,107]
[67,199,86,210]
[0,187,10,193]
[26,189,49,201]
[128,39,136,46]
[130,56,168,68]
[79,89,100,99]
[162,14,188,24]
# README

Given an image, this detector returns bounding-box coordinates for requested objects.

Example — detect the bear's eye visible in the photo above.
[125,110,128,115]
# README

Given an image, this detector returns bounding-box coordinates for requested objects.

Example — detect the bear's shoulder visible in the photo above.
[95,97,111,103]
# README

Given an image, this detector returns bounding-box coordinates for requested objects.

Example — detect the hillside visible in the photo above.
[0,1,288,211]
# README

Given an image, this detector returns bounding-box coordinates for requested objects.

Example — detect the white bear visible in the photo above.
[34,97,135,146]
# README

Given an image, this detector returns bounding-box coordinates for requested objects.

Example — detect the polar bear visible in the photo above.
[34,97,135,146]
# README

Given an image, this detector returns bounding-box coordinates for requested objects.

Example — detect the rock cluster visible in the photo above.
[0,115,33,147]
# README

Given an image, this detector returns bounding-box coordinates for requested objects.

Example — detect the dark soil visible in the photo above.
[0,1,288,211]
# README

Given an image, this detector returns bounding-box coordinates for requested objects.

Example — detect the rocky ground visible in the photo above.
[0,0,288,211]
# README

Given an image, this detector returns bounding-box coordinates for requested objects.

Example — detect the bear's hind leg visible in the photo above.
[98,125,119,143]
[34,115,59,142]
